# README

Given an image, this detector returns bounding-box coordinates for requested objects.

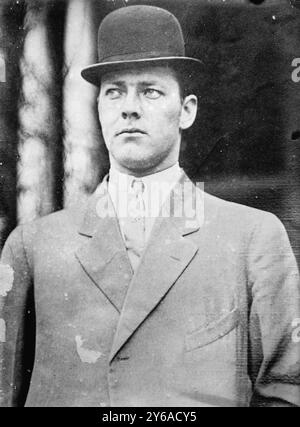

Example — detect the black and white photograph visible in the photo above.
[0,0,300,409]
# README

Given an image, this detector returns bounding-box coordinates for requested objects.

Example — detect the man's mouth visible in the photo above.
[117,128,146,136]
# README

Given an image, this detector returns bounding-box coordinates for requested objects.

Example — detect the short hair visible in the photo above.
[170,67,197,101]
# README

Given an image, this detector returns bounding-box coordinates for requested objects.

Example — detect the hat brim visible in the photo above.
[81,57,204,86]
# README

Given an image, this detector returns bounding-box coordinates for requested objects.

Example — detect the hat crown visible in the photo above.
[81,5,203,86]
[98,5,185,63]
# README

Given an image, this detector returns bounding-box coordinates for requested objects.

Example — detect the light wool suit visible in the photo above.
[0,173,299,407]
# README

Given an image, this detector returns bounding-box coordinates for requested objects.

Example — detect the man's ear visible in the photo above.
[179,95,198,130]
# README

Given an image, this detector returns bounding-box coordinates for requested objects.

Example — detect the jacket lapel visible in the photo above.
[75,178,133,313]
[109,174,203,362]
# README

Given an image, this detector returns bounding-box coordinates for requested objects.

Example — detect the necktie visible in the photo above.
[121,179,146,271]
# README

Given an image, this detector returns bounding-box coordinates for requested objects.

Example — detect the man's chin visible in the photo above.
[115,155,159,174]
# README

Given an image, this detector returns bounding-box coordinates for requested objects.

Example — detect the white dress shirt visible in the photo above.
[108,163,183,242]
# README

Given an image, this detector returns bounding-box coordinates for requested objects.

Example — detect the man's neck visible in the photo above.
[109,158,181,178]
[109,162,182,182]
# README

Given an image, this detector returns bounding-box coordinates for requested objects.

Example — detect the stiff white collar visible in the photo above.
[108,163,184,222]
[108,162,183,189]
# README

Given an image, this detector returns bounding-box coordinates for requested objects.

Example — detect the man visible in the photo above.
[0,5,300,407]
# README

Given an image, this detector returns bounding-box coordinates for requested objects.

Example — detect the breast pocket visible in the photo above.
[185,308,240,352]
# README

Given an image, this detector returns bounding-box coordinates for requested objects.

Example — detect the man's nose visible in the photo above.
[121,92,141,120]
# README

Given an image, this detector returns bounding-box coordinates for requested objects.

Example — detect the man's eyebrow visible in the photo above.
[102,80,163,87]
[139,80,163,87]
[102,80,125,87]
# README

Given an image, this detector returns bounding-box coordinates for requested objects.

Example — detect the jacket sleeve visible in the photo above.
[248,213,300,407]
[0,225,35,407]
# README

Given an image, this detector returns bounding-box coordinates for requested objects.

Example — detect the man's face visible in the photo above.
[98,65,197,175]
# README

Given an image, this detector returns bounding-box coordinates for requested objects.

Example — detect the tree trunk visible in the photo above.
[17,0,60,223]
[63,0,106,208]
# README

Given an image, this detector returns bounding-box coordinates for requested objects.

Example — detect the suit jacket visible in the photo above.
[0,174,299,407]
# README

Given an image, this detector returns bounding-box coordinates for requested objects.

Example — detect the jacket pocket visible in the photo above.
[185,308,240,352]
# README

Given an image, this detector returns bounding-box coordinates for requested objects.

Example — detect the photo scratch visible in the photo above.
[0,264,14,297]
[75,335,102,364]
[0,319,6,343]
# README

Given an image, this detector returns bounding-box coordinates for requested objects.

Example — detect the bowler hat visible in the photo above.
[81,5,203,86]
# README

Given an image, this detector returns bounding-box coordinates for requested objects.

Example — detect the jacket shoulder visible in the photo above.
[2,200,86,255]
[202,191,285,234]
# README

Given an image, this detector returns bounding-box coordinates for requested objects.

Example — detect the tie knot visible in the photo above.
[131,179,145,196]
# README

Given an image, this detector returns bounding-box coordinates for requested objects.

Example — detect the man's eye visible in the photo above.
[105,88,122,99]
[144,89,162,99]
